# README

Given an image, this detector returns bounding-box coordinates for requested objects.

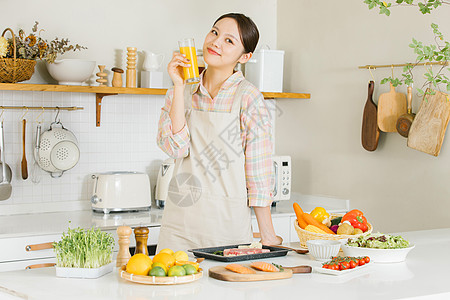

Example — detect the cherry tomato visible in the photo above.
[322,264,329,269]
[364,256,370,264]
[340,261,350,270]
[332,264,340,270]
[349,260,357,269]
[359,259,366,266]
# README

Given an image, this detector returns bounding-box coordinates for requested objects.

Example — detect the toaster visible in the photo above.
[90,171,151,214]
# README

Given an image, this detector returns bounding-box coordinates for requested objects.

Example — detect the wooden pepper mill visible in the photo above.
[116,226,132,267]
[133,226,149,255]
[96,65,108,86]
[111,67,124,87]
[126,47,137,88]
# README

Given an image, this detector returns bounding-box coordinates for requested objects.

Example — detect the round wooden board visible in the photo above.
[119,265,203,285]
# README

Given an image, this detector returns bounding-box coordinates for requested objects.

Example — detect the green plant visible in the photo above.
[364,0,449,16]
[53,226,114,268]
[363,1,450,96]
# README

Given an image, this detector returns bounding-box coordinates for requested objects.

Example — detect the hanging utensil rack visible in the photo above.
[0,106,83,111]
[358,61,449,69]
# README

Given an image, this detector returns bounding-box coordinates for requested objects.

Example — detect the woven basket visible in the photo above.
[0,28,36,83]
[294,213,373,249]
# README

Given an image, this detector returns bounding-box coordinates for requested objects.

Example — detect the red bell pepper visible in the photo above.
[342,209,368,232]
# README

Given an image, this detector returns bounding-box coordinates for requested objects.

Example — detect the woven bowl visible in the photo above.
[294,214,373,249]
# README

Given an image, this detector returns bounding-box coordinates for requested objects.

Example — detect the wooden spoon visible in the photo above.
[272,245,308,254]
[21,119,28,180]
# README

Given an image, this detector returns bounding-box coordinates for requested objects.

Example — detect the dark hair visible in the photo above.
[213,13,259,54]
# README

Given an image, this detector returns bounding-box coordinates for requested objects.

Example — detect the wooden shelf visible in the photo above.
[0,83,310,126]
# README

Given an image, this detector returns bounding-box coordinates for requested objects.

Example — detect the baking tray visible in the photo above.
[188,244,290,262]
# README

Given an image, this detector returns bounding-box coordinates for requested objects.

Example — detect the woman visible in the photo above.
[156,13,282,252]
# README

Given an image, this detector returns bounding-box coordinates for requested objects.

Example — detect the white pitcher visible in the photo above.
[143,51,165,71]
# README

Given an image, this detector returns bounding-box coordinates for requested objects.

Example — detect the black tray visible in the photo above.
[188,244,290,262]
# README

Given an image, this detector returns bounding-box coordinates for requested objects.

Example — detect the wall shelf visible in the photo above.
[0,83,310,126]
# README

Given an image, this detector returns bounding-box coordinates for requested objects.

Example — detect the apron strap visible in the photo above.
[183,84,198,109]
[230,79,252,114]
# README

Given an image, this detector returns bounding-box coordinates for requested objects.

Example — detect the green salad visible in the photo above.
[346,233,410,249]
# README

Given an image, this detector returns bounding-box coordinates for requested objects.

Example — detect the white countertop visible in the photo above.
[0,228,448,300]
[0,193,349,239]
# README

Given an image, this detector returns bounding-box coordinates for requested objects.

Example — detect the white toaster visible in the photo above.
[90,171,151,214]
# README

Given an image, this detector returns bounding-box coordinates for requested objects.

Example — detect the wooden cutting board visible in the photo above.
[377,83,407,132]
[208,265,293,282]
[361,81,380,151]
[407,89,450,156]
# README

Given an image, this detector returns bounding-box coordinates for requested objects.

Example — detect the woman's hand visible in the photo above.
[168,51,190,86]
[261,235,283,246]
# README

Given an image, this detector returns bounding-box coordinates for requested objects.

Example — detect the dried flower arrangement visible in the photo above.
[0,21,86,63]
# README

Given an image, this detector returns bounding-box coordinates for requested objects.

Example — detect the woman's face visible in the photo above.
[202,18,251,69]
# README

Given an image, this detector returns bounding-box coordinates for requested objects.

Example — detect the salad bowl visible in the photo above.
[341,233,414,263]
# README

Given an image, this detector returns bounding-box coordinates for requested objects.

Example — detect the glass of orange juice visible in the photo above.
[178,38,200,84]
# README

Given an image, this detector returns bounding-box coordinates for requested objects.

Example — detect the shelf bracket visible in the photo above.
[96,93,118,127]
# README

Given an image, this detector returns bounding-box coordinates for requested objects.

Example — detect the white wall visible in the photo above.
[277,0,450,232]
[0,0,277,214]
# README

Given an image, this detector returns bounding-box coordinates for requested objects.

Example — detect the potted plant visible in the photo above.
[0,21,86,83]
[53,226,115,279]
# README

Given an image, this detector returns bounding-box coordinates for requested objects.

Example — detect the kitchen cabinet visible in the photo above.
[0,226,161,272]
[0,83,310,126]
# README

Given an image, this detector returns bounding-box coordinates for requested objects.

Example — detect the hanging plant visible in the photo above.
[363,1,450,97]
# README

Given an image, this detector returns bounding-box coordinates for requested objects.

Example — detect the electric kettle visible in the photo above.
[155,158,175,209]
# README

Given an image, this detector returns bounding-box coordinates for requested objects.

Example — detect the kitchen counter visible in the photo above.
[0,228,448,300]
[0,193,349,239]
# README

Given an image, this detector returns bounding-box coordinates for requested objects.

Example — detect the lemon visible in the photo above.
[158,248,174,256]
[152,252,176,269]
[168,265,186,277]
[182,264,197,275]
[173,250,189,262]
[149,266,166,277]
[126,253,152,276]
[152,262,167,274]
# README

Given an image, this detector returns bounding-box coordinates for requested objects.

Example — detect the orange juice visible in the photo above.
[178,39,200,84]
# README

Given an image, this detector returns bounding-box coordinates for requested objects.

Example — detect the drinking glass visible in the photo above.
[178,38,200,84]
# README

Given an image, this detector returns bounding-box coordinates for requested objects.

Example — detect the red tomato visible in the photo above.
[332,264,340,270]
[322,264,329,269]
[349,260,357,269]
[364,256,370,264]
[359,259,366,266]
[340,261,350,270]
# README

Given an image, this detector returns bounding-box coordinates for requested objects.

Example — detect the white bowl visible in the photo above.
[46,59,96,85]
[341,244,415,263]
[306,240,341,261]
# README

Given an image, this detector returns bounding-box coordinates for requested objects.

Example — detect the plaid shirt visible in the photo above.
[157,71,273,207]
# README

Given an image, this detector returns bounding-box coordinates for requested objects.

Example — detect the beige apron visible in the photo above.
[157,80,253,252]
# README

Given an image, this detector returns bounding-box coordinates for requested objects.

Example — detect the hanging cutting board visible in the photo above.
[407,89,450,156]
[361,81,380,151]
[209,265,293,282]
[377,83,407,132]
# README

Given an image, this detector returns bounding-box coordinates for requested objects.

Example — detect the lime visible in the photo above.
[152,262,168,274]
[167,265,186,277]
[149,266,166,277]
[182,264,197,275]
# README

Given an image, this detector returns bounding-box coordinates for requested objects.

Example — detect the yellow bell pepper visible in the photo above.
[310,207,330,223]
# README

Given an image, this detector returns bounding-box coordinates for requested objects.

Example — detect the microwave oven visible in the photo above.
[272,155,291,201]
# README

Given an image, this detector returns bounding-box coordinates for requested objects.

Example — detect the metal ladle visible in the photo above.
[0,121,12,200]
